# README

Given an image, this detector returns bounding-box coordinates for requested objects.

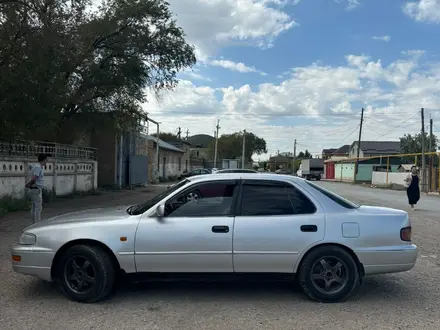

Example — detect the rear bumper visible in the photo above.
[355,244,418,276]
[11,243,54,282]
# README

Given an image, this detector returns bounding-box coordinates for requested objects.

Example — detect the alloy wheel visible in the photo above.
[64,256,96,295]
[310,256,348,294]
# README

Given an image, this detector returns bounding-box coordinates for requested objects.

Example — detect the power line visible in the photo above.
[334,124,360,147]
[373,112,419,140]
[145,110,419,118]
[364,124,382,135]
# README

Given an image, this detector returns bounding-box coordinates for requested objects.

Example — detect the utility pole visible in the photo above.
[242,129,246,169]
[292,139,297,175]
[354,108,364,183]
[429,115,433,191]
[421,108,426,192]
[177,127,181,139]
[214,119,220,168]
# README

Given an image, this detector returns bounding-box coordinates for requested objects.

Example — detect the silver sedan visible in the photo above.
[11,173,418,303]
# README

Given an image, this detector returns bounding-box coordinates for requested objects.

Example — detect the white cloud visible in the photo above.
[167,0,297,60]
[403,0,440,23]
[372,35,391,42]
[347,0,361,10]
[144,51,440,158]
[209,59,267,76]
[334,0,361,11]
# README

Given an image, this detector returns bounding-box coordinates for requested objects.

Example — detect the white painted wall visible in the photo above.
[371,171,407,186]
[0,157,98,199]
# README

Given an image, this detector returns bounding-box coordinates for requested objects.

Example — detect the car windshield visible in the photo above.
[128,179,189,215]
[305,181,359,209]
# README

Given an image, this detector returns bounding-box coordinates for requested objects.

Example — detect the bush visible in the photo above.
[0,196,31,217]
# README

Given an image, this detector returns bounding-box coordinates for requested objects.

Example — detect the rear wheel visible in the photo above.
[185,190,201,203]
[298,245,360,303]
[57,244,116,303]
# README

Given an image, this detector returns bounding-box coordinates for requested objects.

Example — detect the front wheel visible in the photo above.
[298,245,361,303]
[56,244,116,303]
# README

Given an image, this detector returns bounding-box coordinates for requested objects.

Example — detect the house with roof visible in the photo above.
[322,148,337,159]
[333,141,402,182]
[267,154,293,172]
[323,145,350,179]
[137,134,191,182]
[348,141,401,159]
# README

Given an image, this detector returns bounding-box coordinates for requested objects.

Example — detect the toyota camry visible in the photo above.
[11,173,418,303]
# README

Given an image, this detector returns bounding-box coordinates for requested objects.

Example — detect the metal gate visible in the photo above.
[129,155,148,186]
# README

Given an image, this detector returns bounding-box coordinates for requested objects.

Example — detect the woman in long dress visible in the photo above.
[405,166,420,210]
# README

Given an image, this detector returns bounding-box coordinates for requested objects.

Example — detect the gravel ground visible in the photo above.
[0,183,439,330]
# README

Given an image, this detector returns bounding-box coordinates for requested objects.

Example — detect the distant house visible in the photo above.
[322,148,337,159]
[267,154,292,171]
[332,145,350,157]
[187,134,215,159]
[323,145,349,179]
[137,134,190,181]
[331,141,401,182]
[348,141,401,159]
[397,164,416,173]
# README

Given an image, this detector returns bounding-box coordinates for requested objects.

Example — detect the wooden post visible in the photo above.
[386,157,390,185]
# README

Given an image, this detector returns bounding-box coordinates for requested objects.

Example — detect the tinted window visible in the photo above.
[240,183,316,216]
[131,179,189,215]
[165,182,237,217]
[305,181,359,209]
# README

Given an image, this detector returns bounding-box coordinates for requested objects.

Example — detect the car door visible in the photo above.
[233,179,325,273]
[135,180,239,273]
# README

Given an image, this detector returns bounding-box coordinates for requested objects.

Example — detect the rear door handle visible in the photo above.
[301,225,318,232]
[212,225,229,233]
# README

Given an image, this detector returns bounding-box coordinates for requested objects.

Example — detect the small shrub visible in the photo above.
[0,196,31,217]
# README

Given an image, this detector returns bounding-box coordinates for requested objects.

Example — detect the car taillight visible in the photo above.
[400,226,412,242]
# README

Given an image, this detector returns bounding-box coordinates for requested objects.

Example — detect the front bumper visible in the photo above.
[11,243,55,282]
[355,244,418,276]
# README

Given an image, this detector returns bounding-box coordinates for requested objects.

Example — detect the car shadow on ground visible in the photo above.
[23,275,417,305]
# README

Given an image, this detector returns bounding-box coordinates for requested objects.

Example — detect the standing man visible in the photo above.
[25,154,47,223]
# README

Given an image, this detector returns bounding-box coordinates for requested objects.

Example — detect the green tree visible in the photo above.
[0,0,196,141]
[208,131,267,161]
[297,150,312,158]
[400,132,438,154]
[152,132,179,142]
[400,132,438,165]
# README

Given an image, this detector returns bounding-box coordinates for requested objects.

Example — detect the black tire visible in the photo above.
[298,245,360,303]
[185,189,201,203]
[56,244,116,303]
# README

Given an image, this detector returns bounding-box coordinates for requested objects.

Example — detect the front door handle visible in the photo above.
[212,225,229,233]
[301,225,318,232]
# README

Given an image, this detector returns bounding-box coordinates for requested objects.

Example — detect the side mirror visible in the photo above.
[156,204,165,218]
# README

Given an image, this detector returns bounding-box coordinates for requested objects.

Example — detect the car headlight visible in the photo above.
[18,232,37,245]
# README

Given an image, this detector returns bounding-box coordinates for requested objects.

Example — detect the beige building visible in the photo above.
[137,134,191,182]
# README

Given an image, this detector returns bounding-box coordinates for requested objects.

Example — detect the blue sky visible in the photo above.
[145,0,440,159]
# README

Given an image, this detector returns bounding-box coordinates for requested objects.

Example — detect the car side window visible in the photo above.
[165,181,238,217]
[240,182,316,216]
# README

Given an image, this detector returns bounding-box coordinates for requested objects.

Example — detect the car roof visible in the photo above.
[188,173,304,184]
